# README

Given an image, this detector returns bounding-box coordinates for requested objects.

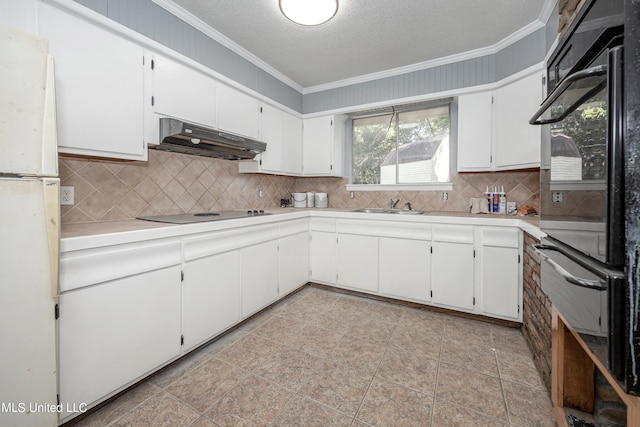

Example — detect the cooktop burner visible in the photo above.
[136,210,269,224]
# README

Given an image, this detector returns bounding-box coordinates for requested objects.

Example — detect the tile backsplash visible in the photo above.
[59,150,539,224]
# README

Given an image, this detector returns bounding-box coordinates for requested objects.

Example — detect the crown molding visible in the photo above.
[302,20,545,94]
[539,0,558,26]
[150,0,304,93]
[152,0,550,96]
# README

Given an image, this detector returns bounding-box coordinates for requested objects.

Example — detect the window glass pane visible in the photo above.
[396,107,450,183]
[352,105,450,185]
[352,114,395,185]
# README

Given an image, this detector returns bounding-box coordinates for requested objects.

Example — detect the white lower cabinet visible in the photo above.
[431,241,475,310]
[241,239,279,318]
[336,233,379,293]
[182,251,240,352]
[279,220,310,296]
[379,237,431,303]
[58,265,182,421]
[310,231,337,284]
[310,218,337,284]
[479,227,522,320]
[430,225,475,311]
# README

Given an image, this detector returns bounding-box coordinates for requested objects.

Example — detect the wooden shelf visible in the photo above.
[551,306,640,426]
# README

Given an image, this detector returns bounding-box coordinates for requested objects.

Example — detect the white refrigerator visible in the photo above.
[0,23,59,427]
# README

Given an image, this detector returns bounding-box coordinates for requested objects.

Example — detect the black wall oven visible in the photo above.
[530,0,638,395]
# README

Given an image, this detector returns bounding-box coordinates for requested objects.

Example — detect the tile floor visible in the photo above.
[71,285,556,427]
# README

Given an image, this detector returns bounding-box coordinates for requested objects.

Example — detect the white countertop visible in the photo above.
[61,208,543,253]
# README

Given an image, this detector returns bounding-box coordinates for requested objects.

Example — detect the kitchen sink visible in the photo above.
[350,208,426,215]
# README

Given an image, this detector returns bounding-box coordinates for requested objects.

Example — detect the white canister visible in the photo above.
[306,192,315,208]
[291,192,307,208]
[314,192,328,208]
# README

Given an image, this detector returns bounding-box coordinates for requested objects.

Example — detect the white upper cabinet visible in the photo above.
[457,69,543,172]
[143,51,216,145]
[302,115,345,176]
[259,103,286,172]
[494,71,543,169]
[283,112,303,174]
[238,105,303,175]
[262,107,303,174]
[38,3,146,160]
[216,83,260,139]
[457,91,494,171]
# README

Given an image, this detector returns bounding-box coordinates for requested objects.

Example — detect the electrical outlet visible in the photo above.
[61,186,74,205]
[258,189,263,198]
[442,191,448,201]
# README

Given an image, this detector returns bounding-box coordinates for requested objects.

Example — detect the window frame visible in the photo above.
[345,98,457,191]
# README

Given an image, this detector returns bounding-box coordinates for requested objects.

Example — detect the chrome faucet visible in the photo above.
[390,198,402,209]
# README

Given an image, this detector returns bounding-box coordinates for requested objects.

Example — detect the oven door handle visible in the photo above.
[529,64,607,125]
[531,244,608,291]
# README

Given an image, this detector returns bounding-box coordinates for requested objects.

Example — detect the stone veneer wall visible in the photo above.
[558,0,586,35]
[521,232,552,393]
[59,151,540,224]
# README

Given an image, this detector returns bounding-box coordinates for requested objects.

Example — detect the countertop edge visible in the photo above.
[61,209,543,253]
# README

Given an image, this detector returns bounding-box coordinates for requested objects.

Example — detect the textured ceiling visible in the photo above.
[169,0,550,89]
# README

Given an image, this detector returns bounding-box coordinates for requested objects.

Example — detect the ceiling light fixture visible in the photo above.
[279,0,339,26]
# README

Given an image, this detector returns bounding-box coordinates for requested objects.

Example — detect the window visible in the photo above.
[351,103,451,186]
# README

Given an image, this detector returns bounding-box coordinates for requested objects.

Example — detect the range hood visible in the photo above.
[151,118,267,160]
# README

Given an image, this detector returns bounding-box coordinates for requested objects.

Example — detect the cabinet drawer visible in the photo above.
[310,217,336,233]
[184,224,279,261]
[481,227,520,248]
[60,240,182,292]
[432,225,474,243]
[279,218,309,237]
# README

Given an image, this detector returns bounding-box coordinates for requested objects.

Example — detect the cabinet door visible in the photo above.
[38,3,145,160]
[279,231,310,296]
[457,91,493,171]
[283,113,303,174]
[379,237,430,303]
[240,240,279,317]
[182,251,240,352]
[431,242,474,310]
[217,83,260,139]
[310,231,336,284]
[481,246,520,319]
[336,233,378,293]
[144,51,216,146]
[258,104,285,172]
[494,72,542,169]
[59,266,181,417]
[303,116,334,175]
